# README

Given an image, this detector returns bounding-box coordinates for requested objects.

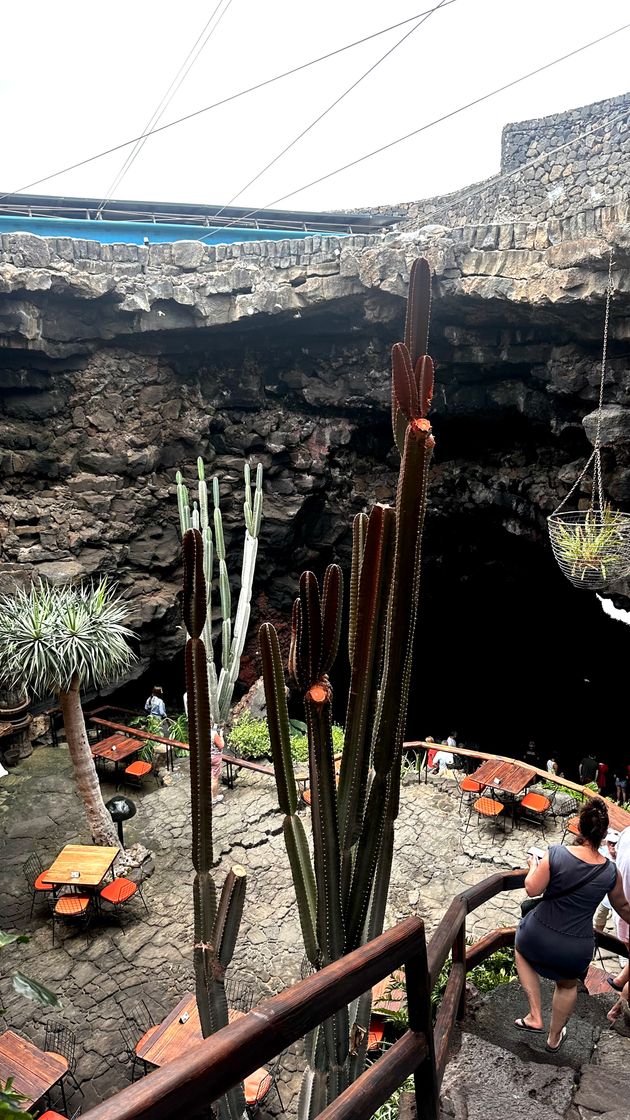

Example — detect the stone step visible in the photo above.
[400,978,629,1120]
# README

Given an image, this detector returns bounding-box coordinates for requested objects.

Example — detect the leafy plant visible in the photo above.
[0,580,134,847]
[370,1073,414,1120]
[229,713,343,766]
[553,505,627,581]
[0,930,61,1015]
[0,1077,33,1120]
[130,713,189,760]
[228,713,271,760]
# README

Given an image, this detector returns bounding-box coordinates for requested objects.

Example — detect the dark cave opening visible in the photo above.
[410,516,629,784]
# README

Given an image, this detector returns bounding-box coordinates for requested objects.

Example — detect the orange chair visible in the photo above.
[39,1109,82,1120]
[100,867,149,921]
[562,815,581,842]
[23,853,53,918]
[465,796,505,839]
[119,747,158,791]
[50,894,92,946]
[455,772,484,812]
[520,792,552,837]
[244,1059,283,1116]
[367,1017,385,1051]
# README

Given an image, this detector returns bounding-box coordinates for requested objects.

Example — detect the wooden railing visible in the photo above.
[79,865,629,1120]
[407,740,630,832]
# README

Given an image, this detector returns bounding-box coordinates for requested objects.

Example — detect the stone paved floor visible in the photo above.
[0,749,591,1116]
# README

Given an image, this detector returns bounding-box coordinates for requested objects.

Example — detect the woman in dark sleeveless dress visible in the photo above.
[514,798,630,1051]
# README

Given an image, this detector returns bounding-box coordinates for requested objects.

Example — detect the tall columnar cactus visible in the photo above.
[183,528,247,1120]
[176,459,263,727]
[260,258,435,1117]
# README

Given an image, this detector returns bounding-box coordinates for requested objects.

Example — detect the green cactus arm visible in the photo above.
[345,413,434,949]
[260,622,297,815]
[252,479,263,538]
[202,526,213,588]
[244,462,252,536]
[208,659,219,730]
[348,513,368,667]
[187,637,213,873]
[372,414,434,777]
[213,480,227,559]
[320,564,343,678]
[212,865,247,969]
[337,505,395,888]
[192,500,200,530]
[298,1066,328,1120]
[183,529,207,641]
[221,618,232,672]
[283,815,318,966]
[176,472,192,534]
[218,558,231,622]
[298,572,322,688]
[392,258,431,454]
[198,469,209,532]
[304,683,345,965]
[404,256,431,362]
[344,772,389,952]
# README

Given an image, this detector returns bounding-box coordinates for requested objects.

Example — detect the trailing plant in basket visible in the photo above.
[553,505,626,582]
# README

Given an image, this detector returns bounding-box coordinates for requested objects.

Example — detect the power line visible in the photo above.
[211,0,452,220]
[98,0,234,214]
[198,20,630,239]
[0,2,455,205]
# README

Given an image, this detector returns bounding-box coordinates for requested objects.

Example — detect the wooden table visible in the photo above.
[135,993,245,1068]
[91,733,143,767]
[0,1029,67,1110]
[42,844,119,888]
[470,759,535,797]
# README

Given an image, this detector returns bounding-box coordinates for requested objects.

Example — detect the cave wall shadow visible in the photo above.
[410,517,629,780]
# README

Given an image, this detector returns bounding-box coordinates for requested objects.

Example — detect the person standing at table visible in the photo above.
[579,751,597,785]
[596,759,609,796]
[614,766,628,806]
[145,685,166,719]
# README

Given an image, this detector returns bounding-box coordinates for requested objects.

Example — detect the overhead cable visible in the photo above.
[0,2,456,205]
[211,0,451,219]
[97,0,234,214]
[198,20,630,238]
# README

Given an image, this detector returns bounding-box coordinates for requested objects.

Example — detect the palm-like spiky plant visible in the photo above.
[0,580,135,847]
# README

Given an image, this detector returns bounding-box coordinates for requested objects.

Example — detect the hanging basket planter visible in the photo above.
[547,248,630,591]
[548,507,630,590]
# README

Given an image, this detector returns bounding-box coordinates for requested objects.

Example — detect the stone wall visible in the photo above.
[376,92,630,229]
[2,201,630,694]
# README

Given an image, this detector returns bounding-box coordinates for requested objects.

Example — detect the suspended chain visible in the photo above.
[552,247,614,518]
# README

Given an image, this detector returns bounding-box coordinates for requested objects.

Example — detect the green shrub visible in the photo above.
[230,714,345,764]
[229,713,271,760]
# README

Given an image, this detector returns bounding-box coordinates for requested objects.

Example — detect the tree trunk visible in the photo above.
[58,674,121,849]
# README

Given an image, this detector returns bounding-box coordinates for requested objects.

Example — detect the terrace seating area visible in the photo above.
[2,721,629,1118]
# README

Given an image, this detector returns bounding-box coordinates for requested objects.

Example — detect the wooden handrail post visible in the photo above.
[451,918,467,1022]
[405,925,439,1120]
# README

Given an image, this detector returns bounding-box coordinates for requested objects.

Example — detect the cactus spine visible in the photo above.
[183,527,247,1120]
[260,258,435,1117]
[176,459,263,727]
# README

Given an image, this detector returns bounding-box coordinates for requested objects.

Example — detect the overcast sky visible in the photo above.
[2,0,629,216]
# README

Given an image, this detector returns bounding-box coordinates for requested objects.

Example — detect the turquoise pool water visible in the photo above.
[0,213,342,246]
